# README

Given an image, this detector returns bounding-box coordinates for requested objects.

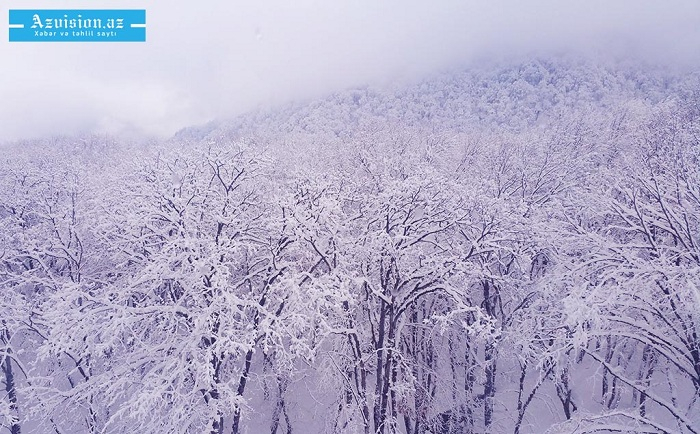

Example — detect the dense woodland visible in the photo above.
[1,58,699,433]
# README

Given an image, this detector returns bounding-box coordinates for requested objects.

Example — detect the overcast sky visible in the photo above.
[1,0,699,142]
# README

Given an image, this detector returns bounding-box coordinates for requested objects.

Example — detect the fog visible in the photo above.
[1,0,698,142]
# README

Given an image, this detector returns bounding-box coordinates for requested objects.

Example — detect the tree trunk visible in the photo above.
[482,280,497,432]
[483,343,496,431]
[232,348,254,434]
[2,350,21,434]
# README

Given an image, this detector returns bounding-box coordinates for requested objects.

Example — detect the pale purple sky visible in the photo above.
[1,0,699,142]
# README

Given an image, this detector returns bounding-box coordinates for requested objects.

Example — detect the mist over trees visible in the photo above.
[1,58,699,433]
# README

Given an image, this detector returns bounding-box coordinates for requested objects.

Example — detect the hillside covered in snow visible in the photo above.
[1,57,699,434]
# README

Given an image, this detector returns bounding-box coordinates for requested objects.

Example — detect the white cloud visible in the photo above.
[1,0,698,142]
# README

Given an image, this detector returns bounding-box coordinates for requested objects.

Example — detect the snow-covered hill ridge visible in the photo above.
[174,57,699,142]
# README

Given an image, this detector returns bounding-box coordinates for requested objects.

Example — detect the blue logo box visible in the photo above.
[9,9,146,42]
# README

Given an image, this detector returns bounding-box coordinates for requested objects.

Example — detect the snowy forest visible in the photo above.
[1,58,699,433]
